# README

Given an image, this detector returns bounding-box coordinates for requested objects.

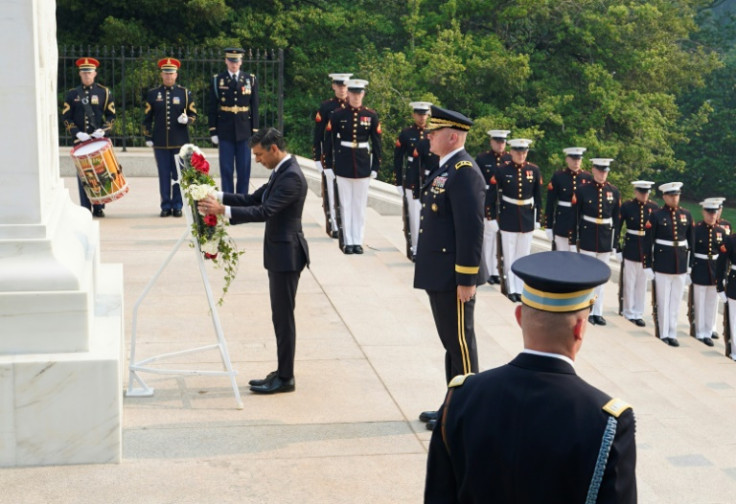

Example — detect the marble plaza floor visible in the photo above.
[2,169,735,503]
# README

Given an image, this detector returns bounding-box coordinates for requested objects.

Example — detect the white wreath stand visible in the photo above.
[125,156,244,409]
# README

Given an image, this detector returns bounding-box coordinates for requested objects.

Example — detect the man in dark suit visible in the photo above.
[208,48,259,195]
[198,128,309,394]
[425,252,637,504]
[414,105,486,430]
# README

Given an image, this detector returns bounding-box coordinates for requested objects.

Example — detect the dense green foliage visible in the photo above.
[58,0,735,200]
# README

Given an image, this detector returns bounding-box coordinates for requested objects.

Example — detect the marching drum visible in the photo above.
[70,138,128,204]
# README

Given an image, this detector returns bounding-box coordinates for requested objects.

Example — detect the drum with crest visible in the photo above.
[70,138,128,204]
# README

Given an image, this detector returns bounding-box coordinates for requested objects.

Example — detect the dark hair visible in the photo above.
[249,127,286,151]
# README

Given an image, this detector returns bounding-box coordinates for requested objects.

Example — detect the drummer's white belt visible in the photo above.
[557,201,572,207]
[655,239,688,247]
[731,265,736,271]
[219,105,250,113]
[583,215,612,225]
[407,156,414,162]
[693,253,716,260]
[626,229,645,236]
[341,141,369,149]
[502,195,534,206]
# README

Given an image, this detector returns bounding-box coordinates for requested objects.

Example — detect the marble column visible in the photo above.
[0,0,123,466]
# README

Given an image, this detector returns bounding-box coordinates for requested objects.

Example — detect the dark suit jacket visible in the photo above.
[425,353,637,504]
[222,155,309,273]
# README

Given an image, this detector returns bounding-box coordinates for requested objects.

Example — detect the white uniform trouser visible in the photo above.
[324,169,337,232]
[654,272,687,340]
[554,235,577,253]
[579,250,611,317]
[336,176,370,246]
[404,188,421,254]
[693,284,718,340]
[622,259,647,320]
[482,220,498,279]
[728,298,736,360]
[501,230,533,295]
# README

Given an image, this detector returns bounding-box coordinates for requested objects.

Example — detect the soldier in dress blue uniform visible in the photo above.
[689,200,726,347]
[488,138,543,302]
[475,129,511,284]
[208,48,259,195]
[545,147,593,251]
[574,158,621,326]
[413,105,485,431]
[716,224,736,361]
[323,79,382,254]
[643,182,694,347]
[142,58,197,217]
[617,181,659,326]
[704,197,729,338]
[62,57,116,217]
[393,101,432,259]
[425,252,637,503]
[313,73,351,238]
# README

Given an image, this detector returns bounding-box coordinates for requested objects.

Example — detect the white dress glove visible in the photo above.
[370,171,378,179]
[615,252,623,262]
[210,135,219,145]
[396,186,404,196]
[177,113,189,125]
[534,222,541,230]
[489,220,499,233]
[145,140,154,147]
[91,129,105,139]
[545,229,554,242]
[644,268,655,281]
[76,132,91,142]
[719,291,728,303]
[314,160,324,173]
[685,274,692,286]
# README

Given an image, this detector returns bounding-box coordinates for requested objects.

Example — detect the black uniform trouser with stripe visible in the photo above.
[427,290,479,383]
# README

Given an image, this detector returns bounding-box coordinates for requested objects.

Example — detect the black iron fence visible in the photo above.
[58,46,284,150]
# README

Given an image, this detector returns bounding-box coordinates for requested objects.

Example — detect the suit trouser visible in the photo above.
[482,220,497,279]
[622,259,647,320]
[693,284,718,340]
[76,177,104,212]
[268,269,302,380]
[323,170,337,232]
[427,290,479,383]
[727,299,736,359]
[579,250,611,317]
[336,176,370,246]
[501,230,533,295]
[219,139,251,195]
[404,188,421,254]
[153,148,183,211]
[554,235,577,252]
[654,272,687,340]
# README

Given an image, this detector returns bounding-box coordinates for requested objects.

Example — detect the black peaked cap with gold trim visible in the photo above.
[511,251,610,313]
[426,105,473,132]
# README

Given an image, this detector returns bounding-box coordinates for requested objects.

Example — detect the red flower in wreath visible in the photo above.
[190,153,210,174]
[204,252,218,259]
[204,214,218,227]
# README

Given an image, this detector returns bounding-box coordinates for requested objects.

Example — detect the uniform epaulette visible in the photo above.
[455,160,472,170]
[448,373,474,388]
[602,398,632,418]
[250,73,256,79]
[97,83,108,90]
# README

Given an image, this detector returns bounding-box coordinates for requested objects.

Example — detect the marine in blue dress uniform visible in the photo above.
[617,181,659,326]
[545,147,592,251]
[142,58,197,217]
[313,73,351,238]
[208,48,259,195]
[413,105,485,431]
[475,129,511,284]
[425,252,637,504]
[61,57,116,217]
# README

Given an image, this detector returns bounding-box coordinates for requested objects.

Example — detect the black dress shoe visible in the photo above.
[595,316,607,326]
[172,209,183,217]
[419,410,438,423]
[248,371,278,387]
[508,293,517,302]
[712,332,719,339]
[92,208,105,218]
[354,245,364,254]
[662,337,680,347]
[160,209,172,217]
[699,337,715,347]
[588,315,597,325]
[426,418,437,431]
[635,319,646,327]
[331,230,339,239]
[344,245,354,254]
[250,376,295,394]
